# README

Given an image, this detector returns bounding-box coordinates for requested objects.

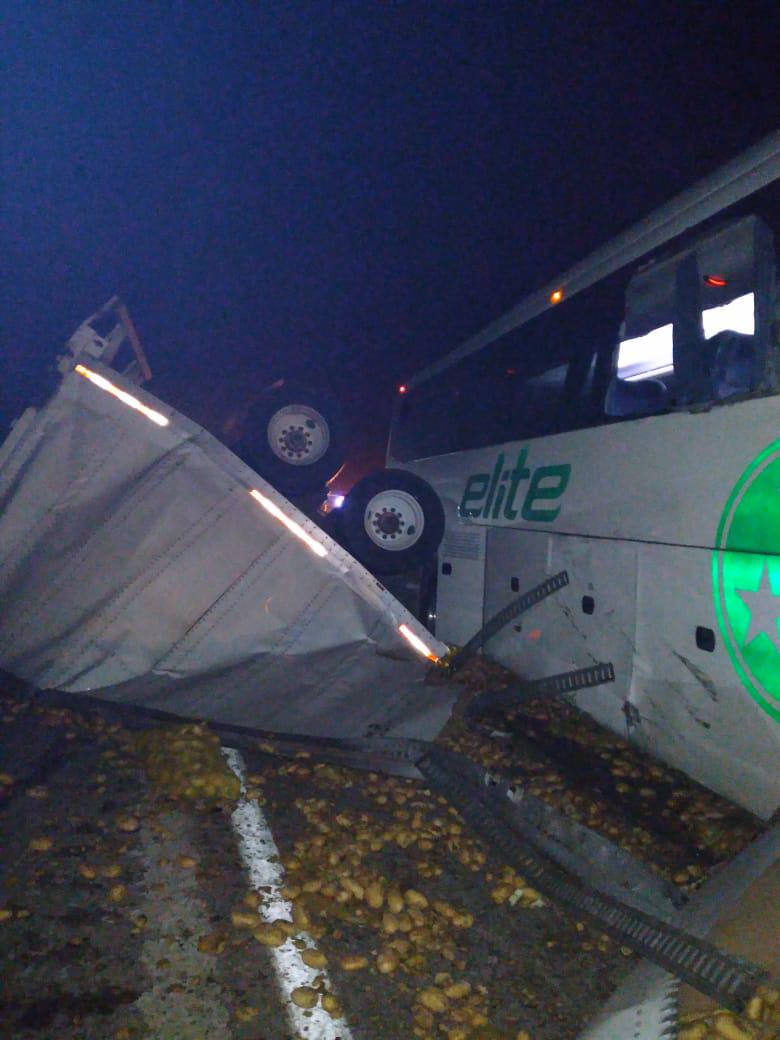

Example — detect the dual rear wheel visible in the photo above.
[236,384,445,574]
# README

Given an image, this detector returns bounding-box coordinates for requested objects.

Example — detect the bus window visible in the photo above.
[390,276,625,463]
[606,214,775,416]
[390,207,777,466]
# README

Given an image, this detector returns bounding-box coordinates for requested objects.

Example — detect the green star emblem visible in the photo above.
[713,439,780,722]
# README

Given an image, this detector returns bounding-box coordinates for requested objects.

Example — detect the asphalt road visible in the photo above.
[0,668,774,1040]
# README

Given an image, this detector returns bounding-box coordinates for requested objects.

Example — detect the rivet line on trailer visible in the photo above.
[223,747,354,1040]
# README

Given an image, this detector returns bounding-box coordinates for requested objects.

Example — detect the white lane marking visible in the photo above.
[223,747,354,1040]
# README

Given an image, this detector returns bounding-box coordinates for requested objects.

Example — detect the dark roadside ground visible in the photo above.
[0,663,776,1040]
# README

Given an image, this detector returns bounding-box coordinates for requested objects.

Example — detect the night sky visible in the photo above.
[3,2,779,487]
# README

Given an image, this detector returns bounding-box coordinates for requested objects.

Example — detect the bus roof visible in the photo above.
[407,130,780,390]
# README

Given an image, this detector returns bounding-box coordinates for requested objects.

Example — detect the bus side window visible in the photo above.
[607,214,774,417]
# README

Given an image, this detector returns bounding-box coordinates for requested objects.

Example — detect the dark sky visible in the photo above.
[3,1,779,484]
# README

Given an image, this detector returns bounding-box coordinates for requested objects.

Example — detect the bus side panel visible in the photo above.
[483,528,636,736]
[435,520,487,647]
[483,526,552,669]
[550,534,637,735]
[631,543,780,819]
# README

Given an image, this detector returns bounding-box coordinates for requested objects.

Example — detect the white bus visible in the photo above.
[361,133,780,820]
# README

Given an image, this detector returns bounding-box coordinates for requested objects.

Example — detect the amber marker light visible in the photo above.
[74,364,169,426]
[398,623,438,661]
[550,288,564,304]
[249,490,328,558]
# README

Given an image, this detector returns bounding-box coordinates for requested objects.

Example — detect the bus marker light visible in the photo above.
[704,274,728,287]
[550,289,564,304]
[250,490,328,558]
[398,623,438,661]
[74,364,169,426]
[398,384,408,394]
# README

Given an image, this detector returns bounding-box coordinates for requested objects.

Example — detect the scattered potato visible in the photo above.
[365,881,385,909]
[321,993,342,1016]
[417,987,449,1013]
[231,909,259,929]
[115,815,140,833]
[340,954,369,971]
[387,887,405,914]
[404,889,429,909]
[301,947,328,969]
[253,924,286,947]
[377,950,399,974]
[133,724,241,802]
[490,883,514,904]
[291,986,319,1009]
[444,980,472,1000]
[198,931,227,955]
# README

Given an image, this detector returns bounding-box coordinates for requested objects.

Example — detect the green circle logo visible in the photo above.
[713,439,780,722]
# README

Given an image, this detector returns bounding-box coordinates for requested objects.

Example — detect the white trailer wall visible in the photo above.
[0,365,452,739]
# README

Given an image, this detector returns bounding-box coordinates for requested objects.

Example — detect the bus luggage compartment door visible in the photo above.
[483,527,637,735]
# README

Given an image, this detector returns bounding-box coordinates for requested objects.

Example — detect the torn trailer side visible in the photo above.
[0,327,451,740]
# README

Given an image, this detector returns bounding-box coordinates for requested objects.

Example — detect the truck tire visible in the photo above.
[236,383,345,497]
[340,469,445,575]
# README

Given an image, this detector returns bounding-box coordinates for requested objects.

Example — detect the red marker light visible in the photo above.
[550,288,564,304]
[398,384,408,394]
[704,275,728,287]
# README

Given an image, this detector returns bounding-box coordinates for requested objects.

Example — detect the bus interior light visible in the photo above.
[702,292,754,339]
[250,490,328,557]
[398,623,438,661]
[617,324,673,381]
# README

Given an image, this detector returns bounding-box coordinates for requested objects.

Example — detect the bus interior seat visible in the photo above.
[604,376,669,418]
[710,330,757,399]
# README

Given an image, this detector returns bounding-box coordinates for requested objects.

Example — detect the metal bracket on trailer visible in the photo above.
[445,570,570,674]
[57,297,152,384]
[464,661,616,722]
[578,822,780,1040]
[415,745,768,1013]
[487,768,685,918]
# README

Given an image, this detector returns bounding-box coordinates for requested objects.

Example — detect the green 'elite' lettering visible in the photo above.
[458,450,570,523]
[521,465,571,522]
[460,473,490,517]
[503,449,530,520]
[483,453,504,518]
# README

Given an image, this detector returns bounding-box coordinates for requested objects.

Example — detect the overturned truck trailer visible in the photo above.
[0,316,452,739]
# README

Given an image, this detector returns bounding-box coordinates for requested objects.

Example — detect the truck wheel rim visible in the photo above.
[363,489,425,551]
[267,405,330,466]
